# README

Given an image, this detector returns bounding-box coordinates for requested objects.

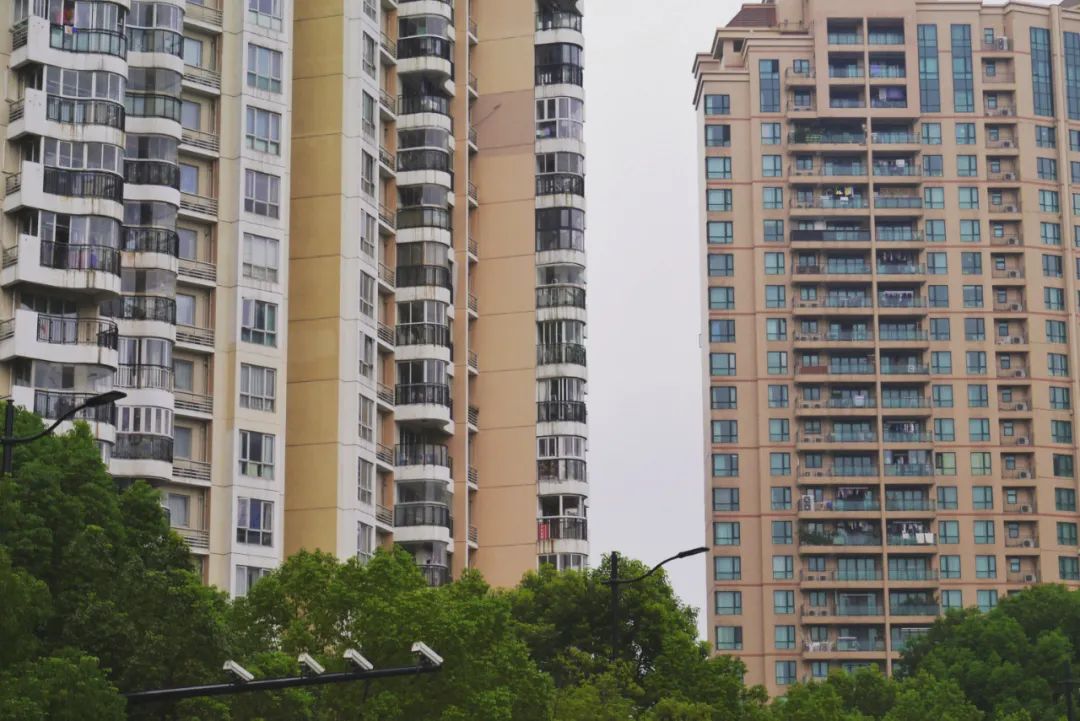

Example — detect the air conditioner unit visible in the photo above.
[1020,504,1033,513]
[1018,470,1032,479]
[1010,336,1023,344]
[1010,303,1023,311]
[1004,205,1019,212]
[997,37,1011,50]
[1007,237,1019,245]
[1007,270,1020,278]
[1015,402,1029,411]
[1017,437,1030,446]
[1023,573,1037,583]
[1004,172,1017,180]
[1022,538,1035,548]
[811,402,823,408]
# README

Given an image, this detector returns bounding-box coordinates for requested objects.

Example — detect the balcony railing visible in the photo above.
[878,329,928,341]
[536,285,585,309]
[34,390,116,424]
[174,527,210,550]
[377,383,394,406]
[884,463,934,477]
[468,465,478,485]
[173,457,211,482]
[179,258,217,282]
[37,240,120,274]
[883,430,932,443]
[183,64,222,90]
[376,504,393,526]
[887,533,936,546]
[180,192,219,216]
[35,315,118,349]
[538,517,587,541]
[176,324,214,347]
[174,391,213,414]
[419,564,450,587]
[44,167,123,202]
[891,604,939,616]
[1004,535,1039,548]
[114,433,173,462]
[467,405,479,426]
[124,227,179,255]
[101,295,176,323]
[394,503,452,530]
[181,127,220,153]
[885,499,935,512]
[395,322,451,348]
[395,383,451,408]
[185,1,224,25]
[537,400,586,423]
[537,343,586,366]
[115,364,171,390]
[395,442,450,468]
[45,95,125,129]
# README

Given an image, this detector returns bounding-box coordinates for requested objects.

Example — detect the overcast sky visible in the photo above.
[583,0,741,635]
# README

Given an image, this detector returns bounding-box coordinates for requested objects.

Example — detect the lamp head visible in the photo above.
[676,546,709,560]
[85,390,126,407]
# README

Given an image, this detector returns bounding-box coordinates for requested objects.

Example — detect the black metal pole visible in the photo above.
[610,551,619,661]
[2,401,14,475]
[124,664,441,705]
[1067,662,1076,721]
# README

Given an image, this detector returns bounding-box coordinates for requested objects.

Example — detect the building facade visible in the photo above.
[695,0,1080,694]
[2,0,293,594]
[285,0,589,587]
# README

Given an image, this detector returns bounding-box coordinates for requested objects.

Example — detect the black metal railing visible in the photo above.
[34,390,116,424]
[43,167,123,203]
[122,227,179,255]
[395,442,451,468]
[394,503,453,530]
[123,159,180,189]
[50,24,127,58]
[35,315,118,350]
[113,432,173,462]
[100,295,176,323]
[536,64,583,86]
[395,383,452,408]
[396,323,451,347]
[397,94,451,116]
[395,264,453,290]
[39,241,120,274]
[396,149,453,173]
[537,173,585,196]
[536,11,582,31]
[397,36,453,61]
[538,517,588,540]
[536,286,586,309]
[125,27,183,56]
[537,343,586,366]
[46,95,124,129]
[115,364,172,390]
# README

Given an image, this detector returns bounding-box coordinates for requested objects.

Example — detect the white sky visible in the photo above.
[582,0,1058,636]
[583,0,742,635]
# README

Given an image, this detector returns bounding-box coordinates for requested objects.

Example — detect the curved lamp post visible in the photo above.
[603,547,709,660]
[1,390,126,474]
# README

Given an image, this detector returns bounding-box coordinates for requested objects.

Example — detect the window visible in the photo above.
[715,591,742,615]
[362,33,376,76]
[777,556,794,582]
[235,565,271,596]
[927,252,947,274]
[928,286,949,307]
[772,521,793,545]
[942,590,963,611]
[1043,222,1063,246]
[958,187,979,209]
[776,661,797,686]
[1036,125,1056,148]
[1044,254,1064,278]
[959,220,980,243]
[1059,522,1079,546]
[940,555,961,579]
[972,486,993,509]
[923,155,943,177]
[761,122,781,145]
[767,351,788,375]
[955,122,976,144]
[242,234,280,283]
[768,419,789,442]
[966,352,987,374]
[714,556,741,580]
[937,486,958,510]
[939,520,959,544]
[937,452,957,476]
[248,0,283,29]
[244,169,280,218]
[974,520,995,544]
[771,487,792,510]
[713,488,739,512]
[962,286,983,308]
[1040,190,1060,213]
[921,121,942,144]
[924,187,944,209]
[773,590,795,614]
[705,125,731,147]
[971,453,992,476]
[768,385,789,408]
[359,332,374,379]
[930,318,950,340]
[178,163,199,194]
[240,364,276,412]
[174,359,194,392]
[707,221,733,244]
[357,458,374,505]
[763,188,784,211]
[246,106,282,155]
[713,522,740,546]
[931,351,951,374]
[933,385,954,408]
[1051,353,1070,377]
[239,431,275,479]
[766,318,787,341]
[961,252,982,274]
[247,44,283,93]
[712,420,738,443]
[957,155,977,177]
[708,254,734,277]
[977,590,998,612]
[715,626,743,651]
[358,395,375,442]
[711,386,737,409]
[1046,288,1066,310]
[1073,129,1080,150]
[359,272,375,318]
[762,155,782,177]
[964,318,985,340]
[1062,558,1080,581]
[770,452,791,477]
[1031,27,1055,116]
[237,497,273,545]
[1051,387,1072,410]
[1055,453,1075,478]
[181,100,201,130]
[975,555,997,579]
[707,189,732,211]
[712,454,738,477]
[1038,157,1059,181]
[710,320,735,343]
[241,299,277,346]
[765,286,786,308]
[704,94,730,115]
[969,418,990,441]
[934,418,955,441]
[709,288,736,313]
[1053,420,1074,444]
[926,220,946,242]
[763,220,785,242]
[775,625,796,650]
[759,60,780,112]
[918,25,941,111]
[706,157,731,179]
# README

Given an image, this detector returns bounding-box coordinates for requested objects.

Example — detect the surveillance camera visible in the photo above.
[343,648,374,671]
[223,660,254,683]
[297,653,325,676]
[411,641,443,668]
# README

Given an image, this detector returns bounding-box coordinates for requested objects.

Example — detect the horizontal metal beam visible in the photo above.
[124,664,441,705]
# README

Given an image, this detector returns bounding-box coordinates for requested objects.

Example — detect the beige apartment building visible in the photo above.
[1,0,292,594]
[695,0,1080,694]
[286,0,589,587]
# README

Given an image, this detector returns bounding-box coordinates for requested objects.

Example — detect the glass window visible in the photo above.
[244,169,281,218]
[704,94,730,115]
[974,520,995,544]
[236,497,274,545]
[245,106,282,155]
[242,233,280,283]
[247,44,283,93]
[715,626,742,651]
[715,591,742,615]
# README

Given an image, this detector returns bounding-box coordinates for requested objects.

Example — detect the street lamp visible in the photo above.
[602,547,709,660]
[1,390,126,474]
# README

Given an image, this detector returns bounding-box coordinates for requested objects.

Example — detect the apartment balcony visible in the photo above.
[998,397,1032,414]
[179,192,218,219]
[173,526,210,552]
[537,342,586,369]
[174,390,212,416]
[377,321,394,350]
[1006,570,1041,584]
[828,66,864,82]
[377,382,395,411]
[882,429,931,444]
[395,323,451,350]
[788,130,865,147]
[1005,534,1040,551]
[1,235,120,298]
[986,137,1019,152]
[885,498,935,513]
[801,604,885,622]
[27,388,116,444]
[4,161,123,215]
[790,197,869,217]
[185,0,223,29]
[379,146,396,178]
[790,230,871,244]
[394,442,451,482]
[378,204,397,234]
[10,16,127,69]
[798,465,879,483]
[792,297,873,316]
[886,533,936,550]
[176,324,214,352]
[795,395,876,417]
[877,330,929,349]
[393,503,453,546]
[375,442,394,472]
[887,567,939,583]
[380,32,398,63]
[997,366,1030,380]
[890,603,939,619]
[795,361,875,380]
[799,529,883,553]
[985,105,1017,118]
[873,196,922,213]
[784,67,816,85]
[0,310,118,368]
[537,517,588,555]
[178,258,216,286]
[395,383,452,427]
[173,457,211,485]
[182,64,222,94]
[793,262,871,280]
[379,90,397,120]
[883,463,933,480]
[797,431,877,450]
[537,400,587,425]
[397,36,454,80]
[803,636,887,657]
[800,569,884,587]
[8,89,125,141]
[111,433,173,482]
[792,330,874,351]
[880,396,931,412]
[870,131,918,146]
[536,285,586,312]
[797,497,881,518]
[375,503,393,529]
[418,564,450,587]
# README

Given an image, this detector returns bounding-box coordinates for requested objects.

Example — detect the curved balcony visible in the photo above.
[126,28,184,57]
[123,160,180,189]
[396,264,453,290]
[395,382,452,427]
[1,236,121,297]
[34,389,117,425]
[395,442,452,482]
[397,94,451,117]
[393,503,453,545]
[101,295,176,324]
[538,400,586,424]
[397,36,454,78]
[537,516,589,554]
[537,343,586,367]
[537,458,589,496]
[397,207,452,231]
[397,149,453,174]
[0,310,119,368]
[111,432,173,481]
[536,63,583,86]
[49,23,127,57]
[44,94,124,130]
[396,323,451,348]
[536,10,583,32]
[43,167,123,203]
[124,93,182,124]
[122,227,180,256]
[115,364,172,391]
[537,173,585,197]
[537,285,586,309]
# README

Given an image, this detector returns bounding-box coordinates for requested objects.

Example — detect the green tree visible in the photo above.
[883,673,982,721]
[768,681,867,721]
